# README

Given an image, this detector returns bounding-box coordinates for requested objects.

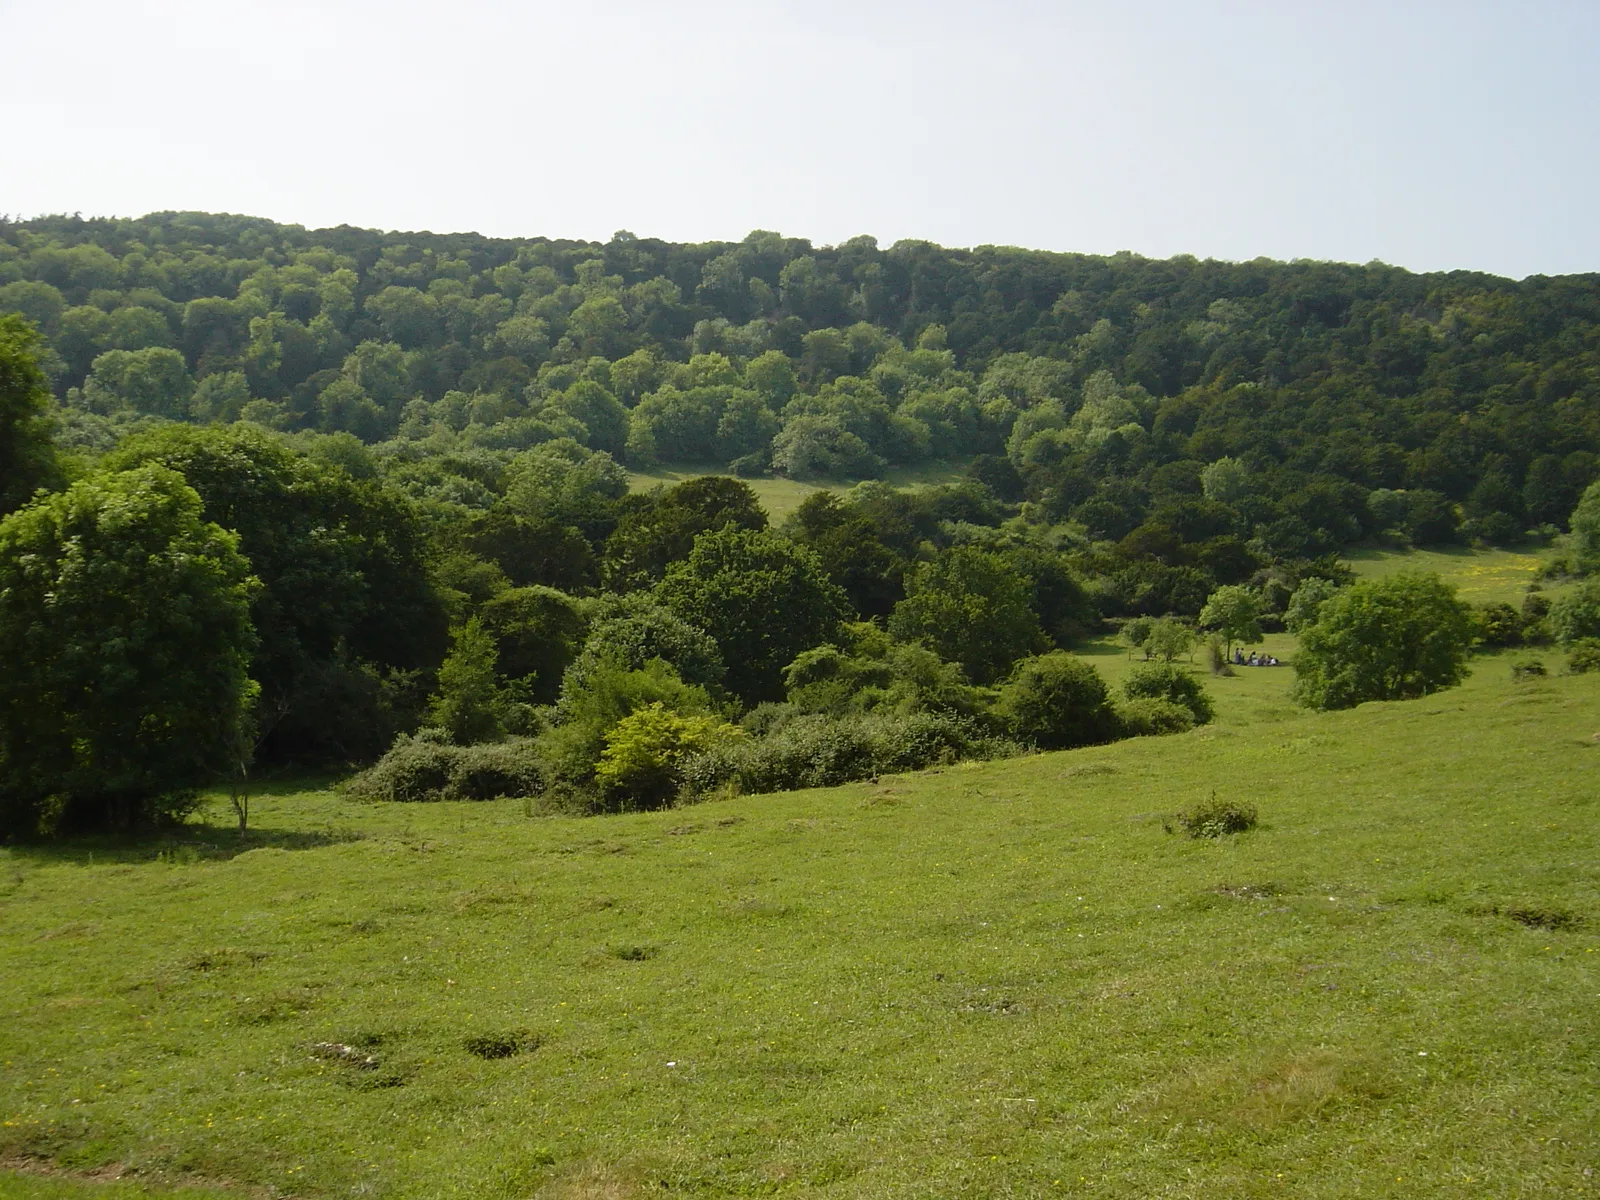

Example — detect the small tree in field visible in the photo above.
[1292,573,1473,710]
[1144,617,1196,663]
[1122,616,1154,658]
[1199,585,1263,658]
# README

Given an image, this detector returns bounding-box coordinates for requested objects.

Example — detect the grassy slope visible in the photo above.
[625,464,967,523]
[1343,546,1552,607]
[3,654,1597,1198]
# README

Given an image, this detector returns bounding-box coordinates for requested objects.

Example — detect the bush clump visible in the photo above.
[1123,662,1215,724]
[1114,696,1196,737]
[1510,659,1547,681]
[682,711,1020,798]
[593,703,743,812]
[1173,793,1258,838]
[992,652,1118,750]
[1567,638,1600,674]
[344,734,544,802]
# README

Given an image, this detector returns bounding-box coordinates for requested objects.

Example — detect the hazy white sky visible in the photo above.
[4,0,1596,278]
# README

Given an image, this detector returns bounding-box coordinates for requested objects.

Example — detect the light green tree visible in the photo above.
[427,619,507,744]
[1199,585,1264,657]
[1292,573,1473,710]
[1570,481,1600,574]
[1144,617,1197,663]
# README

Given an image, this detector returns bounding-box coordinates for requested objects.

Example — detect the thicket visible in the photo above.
[3,213,1597,830]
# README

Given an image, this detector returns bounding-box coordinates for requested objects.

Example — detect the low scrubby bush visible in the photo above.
[681,711,1021,798]
[343,734,543,802]
[1510,659,1547,681]
[1567,639,1600,674]
[1114,696,1196,737]
[1172,793,1257,837]
[448,739,545,800]
[1123,663,1215,724]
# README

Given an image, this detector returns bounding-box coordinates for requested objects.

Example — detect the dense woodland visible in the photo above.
[3,212,1600,835]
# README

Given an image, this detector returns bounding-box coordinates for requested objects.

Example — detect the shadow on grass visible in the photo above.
[5,771,362,866]
[7,823,365,867]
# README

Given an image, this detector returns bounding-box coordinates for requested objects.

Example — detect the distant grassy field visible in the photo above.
[1343,545,1552,606]
[3,649,1597,1199]
[626,463,967,522]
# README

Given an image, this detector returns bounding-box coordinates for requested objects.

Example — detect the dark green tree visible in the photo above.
[0,315,64,516]
[993,653,1117,749]
[103,425,447,761]
[603,475,767,591]
[478,586,586,704]
[0,466,258,834]
[563,593,725,694]
[656,527,849,704]
[889,547,1047,684]
[782,491,904,618]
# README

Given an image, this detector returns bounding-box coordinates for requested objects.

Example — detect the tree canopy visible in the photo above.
[0,466,258,834]
[1292,574,1475,710]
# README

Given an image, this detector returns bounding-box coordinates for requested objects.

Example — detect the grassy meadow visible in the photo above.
[625,464,967,523]
[3,644,1598,1199]
[1343,546,1552,607]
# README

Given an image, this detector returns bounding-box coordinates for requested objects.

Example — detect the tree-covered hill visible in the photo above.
[1,211,1596,554]
[4,212,1600,827]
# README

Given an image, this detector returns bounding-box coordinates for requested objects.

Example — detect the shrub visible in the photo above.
[992,653,1117,750]
[681,711,1021,799]
[1173,793,1257,838]
[542,658,718,786]
[343,735,543,802]
[1510,659,1547,681]
[1474,602,1525,647]
[1566,639,1600,674]
[1115,697,1195,737]
[593,703,743,811]
[739,702,798,736]
[448,739,545,800]
[1123,663,1215,724]
[1548,578,1600,645]
[1205,635,1234,676]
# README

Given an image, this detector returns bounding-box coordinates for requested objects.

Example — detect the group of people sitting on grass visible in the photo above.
[1233,648,1282,667]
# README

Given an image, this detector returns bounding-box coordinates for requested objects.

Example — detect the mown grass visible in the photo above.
[625,463,967,522]
[2,652,1597,1198]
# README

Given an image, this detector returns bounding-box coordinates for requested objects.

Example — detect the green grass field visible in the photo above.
[625,464,967,523]
[3,648,1597,1199]
[1343,546,1552,607]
